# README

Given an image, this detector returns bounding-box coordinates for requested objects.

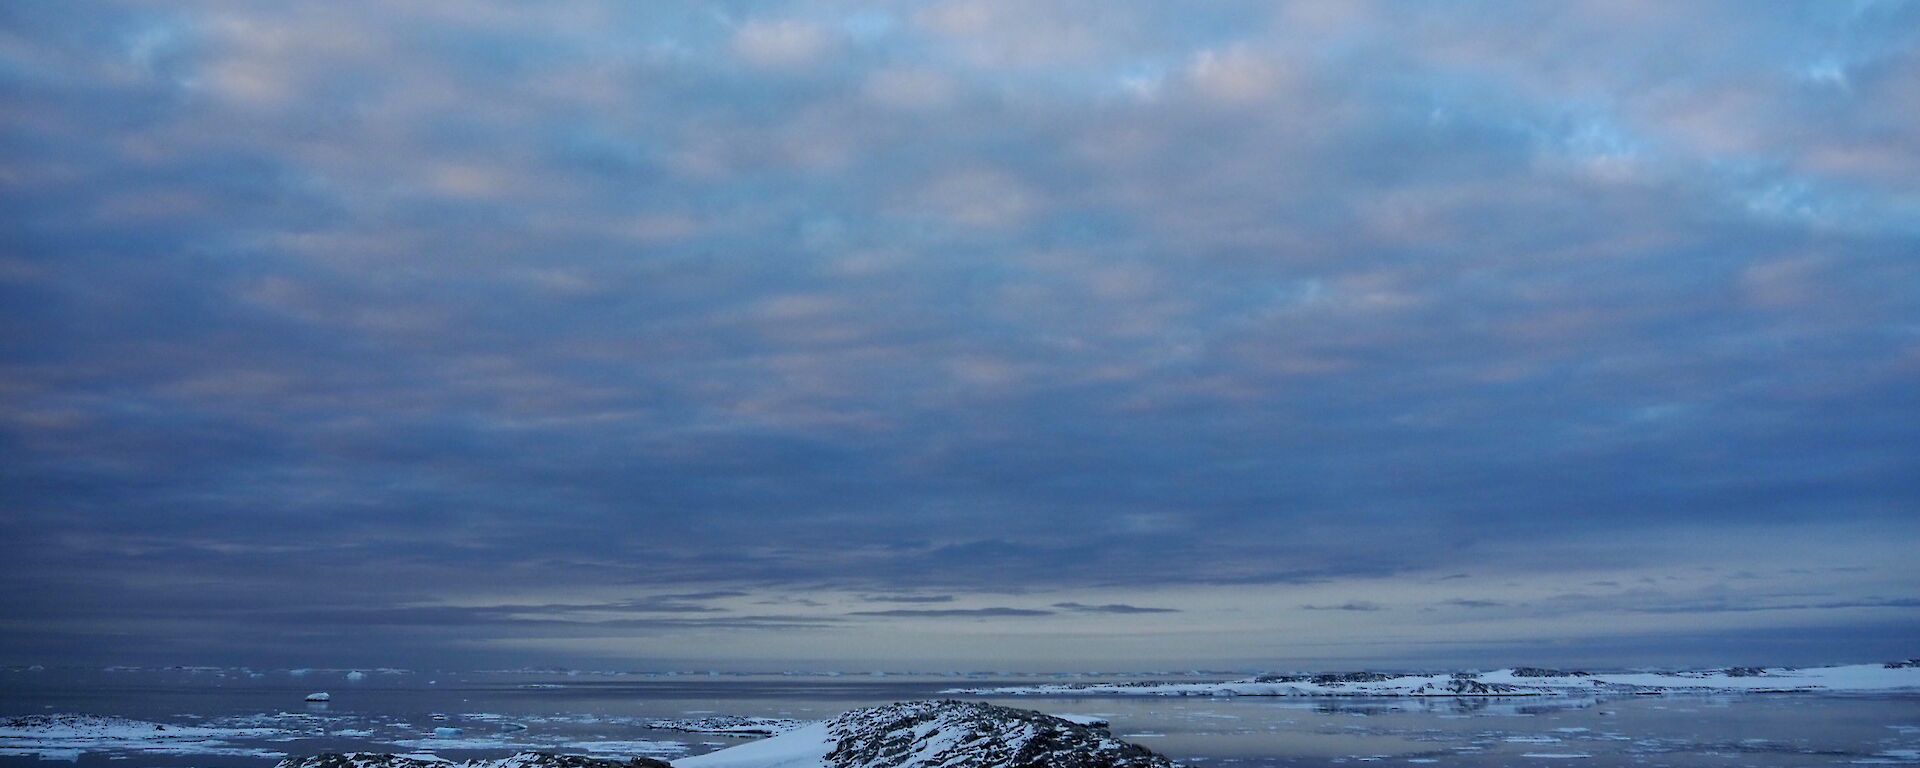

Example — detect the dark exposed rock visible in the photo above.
[275,752,672,768]
[1308,672,1397,684]
[0,713,261,740]
[276,756,447,768]
[647,716,798,736]
[1439,678,1520,695]
[821,700,1176,768]
[1722,667,1768,677]
[3,714,167,732]
[1509,668,1590,678]
[1885,659,1920,669]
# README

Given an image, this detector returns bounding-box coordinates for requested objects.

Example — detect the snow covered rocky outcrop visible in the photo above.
[0,713,286,760]
[277,753,672,768]
[647,717,802,736]
[947,662,1920,698]
[676,700,1176,768]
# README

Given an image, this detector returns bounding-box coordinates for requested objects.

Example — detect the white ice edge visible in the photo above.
[675,722,836,768]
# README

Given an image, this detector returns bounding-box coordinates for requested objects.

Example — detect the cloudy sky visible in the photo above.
[3,1,1918,672]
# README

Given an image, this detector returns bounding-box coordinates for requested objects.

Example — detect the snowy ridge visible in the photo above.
[945,662,1920,698]
[677,701,1176,768]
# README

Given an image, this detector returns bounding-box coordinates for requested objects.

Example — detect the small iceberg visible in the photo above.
[304,692,331,702]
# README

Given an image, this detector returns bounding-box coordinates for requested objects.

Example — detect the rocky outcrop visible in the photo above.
[1438,677,1521,695]
[647,717,799,736]
[821,701,1174,768]
[1509,668,1589,678]
[1309,672,1397,684]
[1,713,243,737]
[287,703,1173,768]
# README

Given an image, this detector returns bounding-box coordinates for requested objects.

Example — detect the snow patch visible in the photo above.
[677,722,836,768]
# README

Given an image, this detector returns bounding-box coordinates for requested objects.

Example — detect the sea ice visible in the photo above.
[567,740,688,756]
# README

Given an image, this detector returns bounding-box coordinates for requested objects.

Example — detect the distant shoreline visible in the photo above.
[946,661,1920,698]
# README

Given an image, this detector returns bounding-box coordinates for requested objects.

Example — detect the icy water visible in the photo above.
[4,669,1918,768]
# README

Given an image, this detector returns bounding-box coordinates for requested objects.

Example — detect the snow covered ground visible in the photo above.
[946,663,1920,698]
[0,711,692,762]
[276,753,672,768]
[675,722,837,768]
[0,713,289,760]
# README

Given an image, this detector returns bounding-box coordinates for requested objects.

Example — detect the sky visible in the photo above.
[2,1,1918,673]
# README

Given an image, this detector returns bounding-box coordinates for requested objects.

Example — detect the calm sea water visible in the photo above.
[3,669,1917,768]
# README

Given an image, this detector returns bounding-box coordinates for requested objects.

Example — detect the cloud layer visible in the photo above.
[2,1,1917,669]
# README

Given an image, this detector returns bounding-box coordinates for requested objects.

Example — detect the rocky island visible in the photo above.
[274,701,1176,768]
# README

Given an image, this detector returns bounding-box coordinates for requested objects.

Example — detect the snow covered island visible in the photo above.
[945,661,1920,698]
[276,701,1175,768]
[676,700,1171,768]
[277,754,671,768]
[0,713,287,761]
[646,717,802,737]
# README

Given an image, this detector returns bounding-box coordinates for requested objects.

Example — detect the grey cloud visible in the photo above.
[846,608,1055,618]
[1444,599,1508,609]
[1301,602,1385,612]
[1627,597,1920,615]
[1051,602,1180,614]
[656,591,751,601]
[1,0,1916,669]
